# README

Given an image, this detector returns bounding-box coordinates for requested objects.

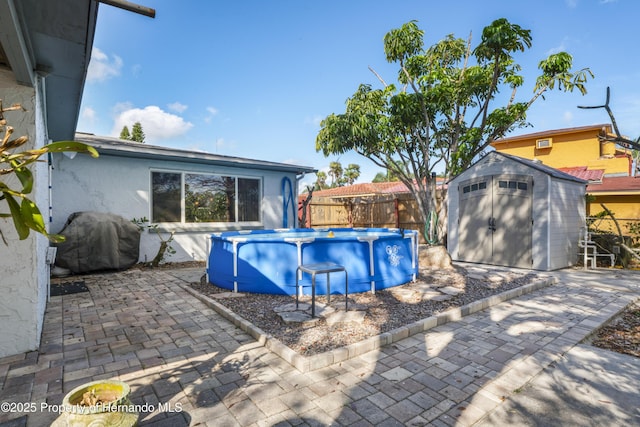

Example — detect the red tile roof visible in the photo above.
[558,166,604,182]
[311,181,410,198]
[310,178,448,198]
[587,175,640,193]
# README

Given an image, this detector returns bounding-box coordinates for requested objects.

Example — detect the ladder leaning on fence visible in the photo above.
[578,227,615,269]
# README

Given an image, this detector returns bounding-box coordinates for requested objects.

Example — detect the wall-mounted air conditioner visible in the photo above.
[536,138,552,149]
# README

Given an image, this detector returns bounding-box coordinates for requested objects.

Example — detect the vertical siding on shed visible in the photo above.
[447,180,461,259]
[547,178,586,270]
[530,172,549,270]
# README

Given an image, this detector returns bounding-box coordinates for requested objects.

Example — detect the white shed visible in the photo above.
[51,134,316,263]
[448,151,587,271]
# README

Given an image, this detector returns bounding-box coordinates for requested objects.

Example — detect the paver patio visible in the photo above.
[0,265,637,426]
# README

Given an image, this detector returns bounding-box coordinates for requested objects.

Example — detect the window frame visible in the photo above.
[150,168,263,230]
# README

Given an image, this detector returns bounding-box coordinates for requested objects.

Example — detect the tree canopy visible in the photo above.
[316,18,592,241]
[120,122,146,143]
[314,161,361,189]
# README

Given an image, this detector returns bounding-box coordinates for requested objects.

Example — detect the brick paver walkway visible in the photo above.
[0,266,637,426]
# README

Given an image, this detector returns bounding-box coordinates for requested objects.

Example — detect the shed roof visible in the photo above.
[74,133,317,175]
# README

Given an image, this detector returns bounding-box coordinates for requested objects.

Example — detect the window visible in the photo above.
[461,180,487,196]
[536,138,552,149]
[151,171,261,224]
[499,180,529,192]
[238,178,260,221]
[152,172,181,222]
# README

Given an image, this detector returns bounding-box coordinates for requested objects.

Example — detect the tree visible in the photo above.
[1,99,98,244]
[130,122,146,143]
[324,161,361,187]
[343,163,361,185]
[372,172,388,183]
[328,161,343,187]
[314,171,328,190]
[119,125,131,140]
[316,18,592,241]
[372,160,409,182]
[119,122,146,143]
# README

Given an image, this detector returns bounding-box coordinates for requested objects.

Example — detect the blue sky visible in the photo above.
[78,0,640,188]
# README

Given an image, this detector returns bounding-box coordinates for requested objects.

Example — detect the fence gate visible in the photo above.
[458,174,533,268]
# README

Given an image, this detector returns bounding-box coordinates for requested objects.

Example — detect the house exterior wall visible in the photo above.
[51,151,299,263]
[492,127,630,175]
[587,193,640,234]
[587,194,640,219]
[0,70,49,358]
[449,153,585,271]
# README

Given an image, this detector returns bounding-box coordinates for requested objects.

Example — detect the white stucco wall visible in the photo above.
[0,70,49,358]
[51,151,299,264]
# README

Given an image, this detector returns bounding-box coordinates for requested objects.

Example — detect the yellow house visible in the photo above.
[492,124,639,234]
[491,124,632,176]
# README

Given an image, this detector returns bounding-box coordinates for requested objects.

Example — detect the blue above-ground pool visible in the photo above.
[207,228,419,295]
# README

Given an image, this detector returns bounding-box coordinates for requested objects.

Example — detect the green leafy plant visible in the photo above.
[132,217,176,267]
[627,221,640,247]
[316,18,593,242]
[0,100,99,244]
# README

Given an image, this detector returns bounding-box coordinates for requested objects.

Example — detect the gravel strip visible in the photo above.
[591,299,640,358]
[191,266,543,356]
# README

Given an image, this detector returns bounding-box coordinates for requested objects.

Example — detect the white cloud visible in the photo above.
[563,110,574,124]
[304,115,324,127]
[204,106,220,123]
[168,102,188,113]
[111,105,194,142]
[87,47,123,83]
[546,36,570,55]
[81,107,96,122]
[565,0,578,8]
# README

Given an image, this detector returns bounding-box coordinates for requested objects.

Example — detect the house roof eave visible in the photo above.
[491,124,612,146]
[5,0,100,141]
[75,133,318,175]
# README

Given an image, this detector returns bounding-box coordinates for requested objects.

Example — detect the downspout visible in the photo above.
[281,177,294,229]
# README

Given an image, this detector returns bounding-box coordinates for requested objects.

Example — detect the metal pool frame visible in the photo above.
[206,228,418,295]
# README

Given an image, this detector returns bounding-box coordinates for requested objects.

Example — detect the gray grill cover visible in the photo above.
[55,212,141,273]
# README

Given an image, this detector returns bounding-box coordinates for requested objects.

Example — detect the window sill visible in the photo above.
[150,223,264,233]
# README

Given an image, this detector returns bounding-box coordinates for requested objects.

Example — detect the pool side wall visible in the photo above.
[207,228,418,295]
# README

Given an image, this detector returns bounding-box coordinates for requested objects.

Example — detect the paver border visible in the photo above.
[180,277,557,373]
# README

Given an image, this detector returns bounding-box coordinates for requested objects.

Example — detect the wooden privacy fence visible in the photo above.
[303,194,425,237]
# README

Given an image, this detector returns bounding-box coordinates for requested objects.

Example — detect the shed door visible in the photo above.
[458,178,492,264]
[458,174,533,268]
